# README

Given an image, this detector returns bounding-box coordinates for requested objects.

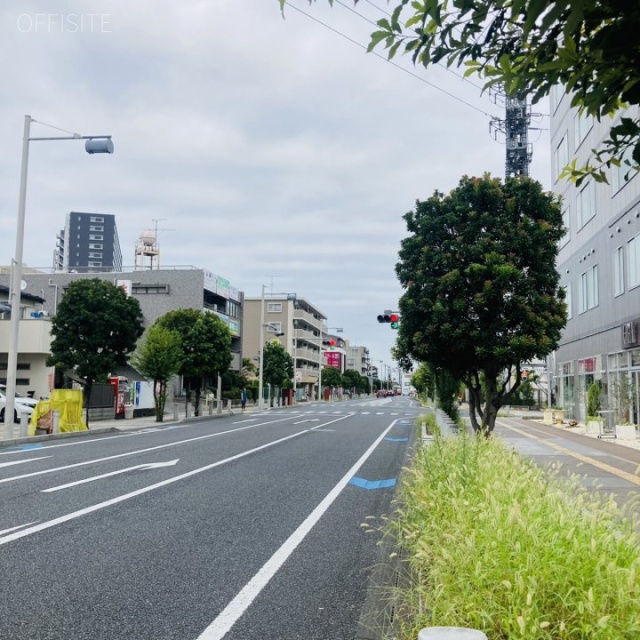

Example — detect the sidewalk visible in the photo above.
[0,401,294,448]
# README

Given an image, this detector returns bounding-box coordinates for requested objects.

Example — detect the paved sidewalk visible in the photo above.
[0,401,299,447]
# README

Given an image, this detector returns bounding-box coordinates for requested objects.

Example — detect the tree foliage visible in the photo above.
[396,175,566,433]
[289,0,640,183]
[156,309,232,416]
[47,279,144,426]
[262,340,294,388]
[321,366,343,388]
[131,324,182,422]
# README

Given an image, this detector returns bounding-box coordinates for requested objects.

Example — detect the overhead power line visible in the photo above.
[284,1,499,119]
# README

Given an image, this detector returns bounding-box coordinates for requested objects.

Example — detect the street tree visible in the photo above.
[342,369,362,395]
[47,279,144,427]
[131,324,182,422]
[287,0,640,183]
[156,309,232,415]
[321,366,343,389]
[395,175,566,434]
[262,341,294,405]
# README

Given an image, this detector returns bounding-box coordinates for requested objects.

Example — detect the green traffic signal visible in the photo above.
[391,322,399,330]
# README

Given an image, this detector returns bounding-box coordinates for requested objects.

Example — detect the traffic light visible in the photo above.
[377,310,400,329]
[322,339,336,350]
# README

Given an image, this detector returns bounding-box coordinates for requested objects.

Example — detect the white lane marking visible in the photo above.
[0,522,39,536]
[0,415,302,486]
[42,459,180,493]
[0,456,51,469]
[196,419,397,640]
[0,431,307,547]
[292,419,319,425]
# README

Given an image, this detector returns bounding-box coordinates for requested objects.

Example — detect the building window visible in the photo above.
[89,216,104,223]
[574,112,593,149]
[559,206,570,248]
[267,303,282,313]
[614,246,625,297]
[89,234,103,241]
[554,134,568,180]
[611,146,637,194]
[88,261,102,267]
[564,283,572,320]
[89,243,103,250]
[577,181,595,228]
[629,234,640,290]
[89,225,104,232]
[579,265,599,313]
[88,252,102,259]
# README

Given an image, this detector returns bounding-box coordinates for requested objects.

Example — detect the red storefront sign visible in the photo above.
[325,351,341,369]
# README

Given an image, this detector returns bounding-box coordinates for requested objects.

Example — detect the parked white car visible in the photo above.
[0,385,38,423]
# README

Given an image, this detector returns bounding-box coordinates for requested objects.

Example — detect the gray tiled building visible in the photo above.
[54,211,123,273]
[551,90,640,424]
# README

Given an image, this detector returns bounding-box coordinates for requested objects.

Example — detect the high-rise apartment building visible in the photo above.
[551,91,640,424]
[54,211,122,273]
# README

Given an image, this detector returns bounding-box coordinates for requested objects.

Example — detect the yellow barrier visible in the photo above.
[29,389,88,436]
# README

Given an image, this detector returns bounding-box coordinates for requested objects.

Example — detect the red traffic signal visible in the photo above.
[389,314,399,323]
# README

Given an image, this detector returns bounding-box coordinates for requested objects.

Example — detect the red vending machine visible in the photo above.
[108,376,130,418]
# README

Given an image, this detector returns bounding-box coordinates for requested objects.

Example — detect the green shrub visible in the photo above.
[587,382,602,419]
[386,434,640,639]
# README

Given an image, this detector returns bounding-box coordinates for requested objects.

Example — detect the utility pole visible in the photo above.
[490,91,539,179]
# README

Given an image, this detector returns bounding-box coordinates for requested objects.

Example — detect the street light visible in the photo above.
[3,115,114,434]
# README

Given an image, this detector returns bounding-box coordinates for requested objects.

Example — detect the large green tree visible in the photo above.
[156,309,232,416]
[289,0,640,183]
[47,279,144,426]
[396,175,566,434]
[131,324,182,422]
[262,341,294,405]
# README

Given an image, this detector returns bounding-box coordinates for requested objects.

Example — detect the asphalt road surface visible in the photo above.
[0,396,423,640]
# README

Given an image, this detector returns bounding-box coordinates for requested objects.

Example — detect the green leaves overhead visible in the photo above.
[290,0,640,183]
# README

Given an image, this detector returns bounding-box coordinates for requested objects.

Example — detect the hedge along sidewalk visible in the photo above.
[385,429,640,639]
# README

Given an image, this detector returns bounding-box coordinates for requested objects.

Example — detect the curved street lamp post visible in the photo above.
[3,115,114,436]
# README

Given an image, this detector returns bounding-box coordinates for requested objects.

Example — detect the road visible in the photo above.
[0,396,422,640]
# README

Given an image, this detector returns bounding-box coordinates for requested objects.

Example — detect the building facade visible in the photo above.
[551,92,640,425]
[243,293,330,400]
[54,211,123,273]
[0,266,243,400]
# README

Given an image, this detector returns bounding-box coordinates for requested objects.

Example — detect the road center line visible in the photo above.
[196,419,398,640]
[0,430,308,547]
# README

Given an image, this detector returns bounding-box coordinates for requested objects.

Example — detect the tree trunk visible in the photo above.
[481,374,499,435]
[194,386,201,417]
[84,379,92,429]
[154,379,166,423]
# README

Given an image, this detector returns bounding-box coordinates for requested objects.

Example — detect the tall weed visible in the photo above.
[387,433,640,639]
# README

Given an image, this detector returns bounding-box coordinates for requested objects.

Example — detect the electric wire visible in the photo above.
[284,1,499,119]
[333,0,487,92]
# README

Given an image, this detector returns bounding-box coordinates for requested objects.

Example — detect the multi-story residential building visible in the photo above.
[551,92,640,425]
[243,293,329,401]
[0,284,49,397]
[0,266,243,400]
[346,344,371,377]
[54,211,123,273]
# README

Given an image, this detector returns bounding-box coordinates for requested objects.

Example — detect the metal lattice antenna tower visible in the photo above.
[490,90,534,179]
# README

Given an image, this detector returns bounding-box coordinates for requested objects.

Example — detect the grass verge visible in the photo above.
[384,431,640,639]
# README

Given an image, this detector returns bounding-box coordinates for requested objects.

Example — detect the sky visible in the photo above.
[0,0,551,369]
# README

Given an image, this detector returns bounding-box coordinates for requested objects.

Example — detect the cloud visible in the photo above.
[0,0,552,364]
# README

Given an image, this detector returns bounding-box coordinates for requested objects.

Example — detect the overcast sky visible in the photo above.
[0,0,551,369]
